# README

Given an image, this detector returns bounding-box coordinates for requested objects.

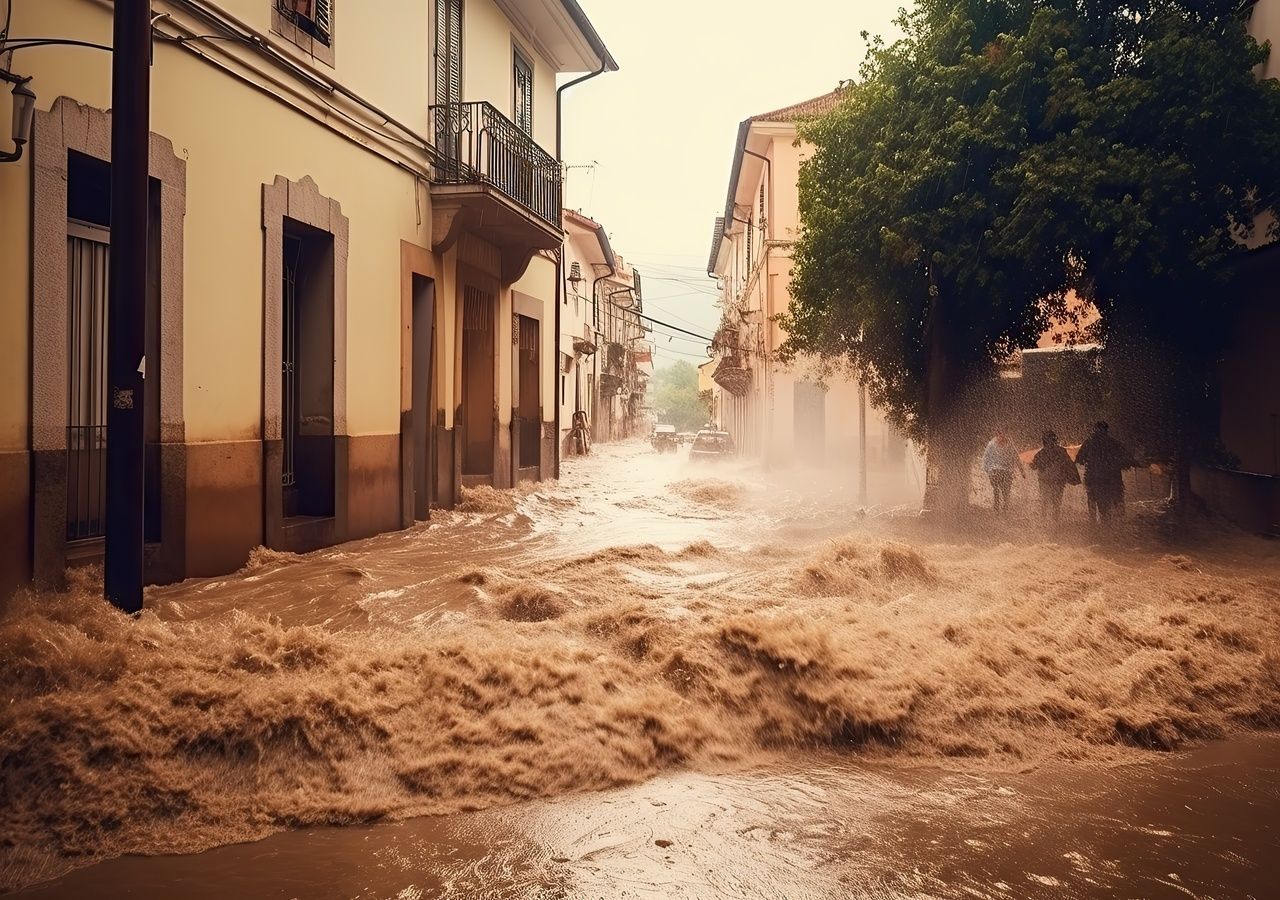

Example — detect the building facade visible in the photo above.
[1190,1,1280,534]
[559,209,610,449]
[706,91,906,474]
[0,0,614,594]
[559,210,651,446]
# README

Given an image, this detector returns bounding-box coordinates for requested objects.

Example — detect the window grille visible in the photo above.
[66,222,110,541]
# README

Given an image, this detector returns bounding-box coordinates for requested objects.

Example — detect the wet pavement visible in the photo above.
[3,441,1278,899]
[14,734,1280,899]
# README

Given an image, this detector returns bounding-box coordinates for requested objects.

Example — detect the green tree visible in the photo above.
[782,0,1280,515]
[652,361,708,432]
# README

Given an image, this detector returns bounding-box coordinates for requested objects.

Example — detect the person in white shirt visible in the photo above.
[981,429,1025,515]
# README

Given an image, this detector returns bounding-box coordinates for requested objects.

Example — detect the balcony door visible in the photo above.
[434,0,463,172]
[513,48,533,135]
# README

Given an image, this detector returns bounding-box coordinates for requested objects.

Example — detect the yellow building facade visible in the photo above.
[0,0,614,593]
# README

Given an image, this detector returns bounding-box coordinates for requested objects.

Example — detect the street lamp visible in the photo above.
[0,73,36,163]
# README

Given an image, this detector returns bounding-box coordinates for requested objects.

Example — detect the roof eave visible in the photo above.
[720,118,754,237]
[594,223,617,271]
[559,0,619,72]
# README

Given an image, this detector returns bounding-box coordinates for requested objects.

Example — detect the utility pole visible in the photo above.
[858,382,868,507]
[104,0,151,614]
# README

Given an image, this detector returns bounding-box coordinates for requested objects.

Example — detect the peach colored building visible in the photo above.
[0,0,615,594]
[706,90,909,478]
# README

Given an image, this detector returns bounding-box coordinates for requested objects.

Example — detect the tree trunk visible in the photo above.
[922,285,972,519]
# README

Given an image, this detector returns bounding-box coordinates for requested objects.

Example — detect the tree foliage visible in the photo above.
[651,361,708,432]
[782,0,1280,486]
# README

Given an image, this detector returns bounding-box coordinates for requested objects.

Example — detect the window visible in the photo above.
[278,0,332,44]
[513,46,534,135]
[435,0,463,108]
[273,0,335,66]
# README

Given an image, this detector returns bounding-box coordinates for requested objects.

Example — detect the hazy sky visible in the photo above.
[559,0,906,367]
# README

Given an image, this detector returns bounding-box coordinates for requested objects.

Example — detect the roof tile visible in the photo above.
[750,86,848,123]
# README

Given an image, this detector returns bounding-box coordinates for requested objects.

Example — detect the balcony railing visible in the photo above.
[430,101,561,229]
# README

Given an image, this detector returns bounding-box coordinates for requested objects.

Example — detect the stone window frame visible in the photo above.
[261,174,349,552]
[271,0,336,69]
[30,97,187,588]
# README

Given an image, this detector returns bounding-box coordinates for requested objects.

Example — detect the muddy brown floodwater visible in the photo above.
[3,441,1279,898]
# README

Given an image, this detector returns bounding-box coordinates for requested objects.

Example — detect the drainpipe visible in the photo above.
[590,262,616,441]
[555,61,610,478]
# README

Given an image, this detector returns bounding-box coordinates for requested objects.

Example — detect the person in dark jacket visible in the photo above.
[1029,430,1079,525]
[1075,421,1136,525]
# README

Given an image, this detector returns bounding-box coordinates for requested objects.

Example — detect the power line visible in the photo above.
[652,344,711,361]
[632,309,714,342]
[642,299,716,330]
[648,328,709,346]
[642,274,720,289]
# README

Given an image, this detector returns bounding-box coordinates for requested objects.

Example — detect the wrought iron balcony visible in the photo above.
[431,101,561,229]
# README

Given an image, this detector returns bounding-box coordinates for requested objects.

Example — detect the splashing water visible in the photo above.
[1,441,1277,892]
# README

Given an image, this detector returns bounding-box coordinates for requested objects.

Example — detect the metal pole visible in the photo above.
[858,382,868,506]
[104,0,151,613]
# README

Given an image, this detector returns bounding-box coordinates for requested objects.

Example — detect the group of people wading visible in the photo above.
[982,422,1137,525]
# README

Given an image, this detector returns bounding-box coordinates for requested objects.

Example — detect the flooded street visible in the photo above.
[3,442,1279,898]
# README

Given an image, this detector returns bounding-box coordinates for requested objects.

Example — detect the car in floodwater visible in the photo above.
[689,430,736,460]
[676,431,696,445]
[651,424,678,453]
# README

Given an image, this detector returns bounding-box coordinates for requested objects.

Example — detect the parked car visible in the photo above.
[651,424,678,453]
[689,430,736,460]
[676,431,696,445]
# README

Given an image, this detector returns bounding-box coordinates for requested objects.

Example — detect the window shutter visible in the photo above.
[435,0,463,108]
[313,0,332,43]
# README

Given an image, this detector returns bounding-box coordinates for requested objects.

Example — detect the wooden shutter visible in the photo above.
[435,0,463,108]
[313,0,332,44]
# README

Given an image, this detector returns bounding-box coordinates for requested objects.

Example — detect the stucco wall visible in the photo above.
[0,128,31,452]
[465,0,558,151]
[3,0,433,447]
